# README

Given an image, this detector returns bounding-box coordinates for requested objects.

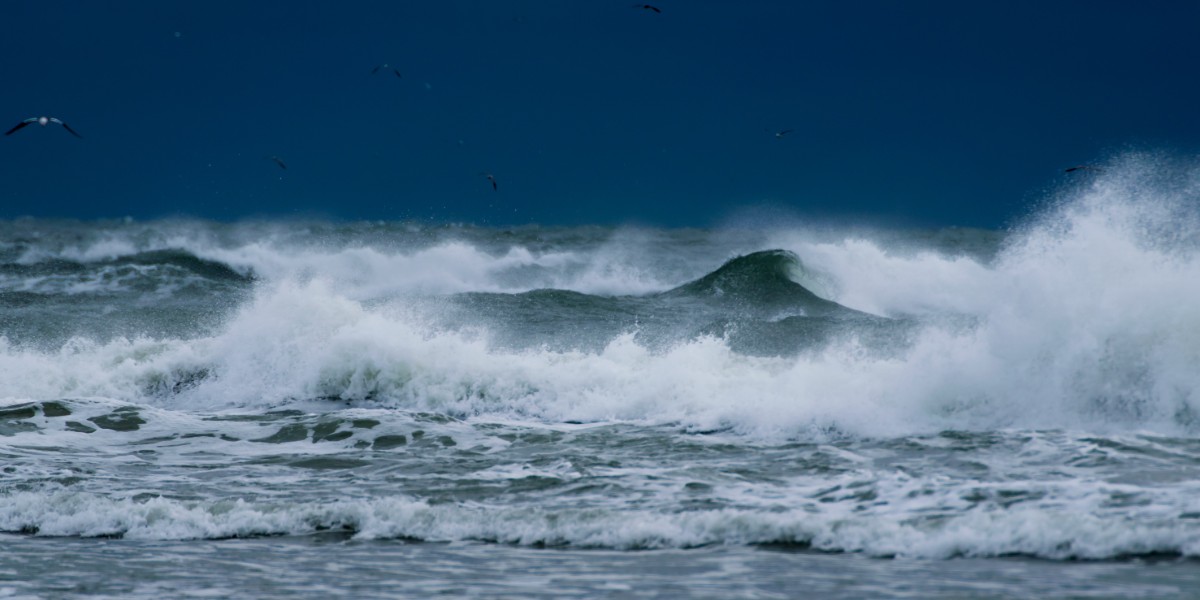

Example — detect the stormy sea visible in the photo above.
[3,164,1200,598]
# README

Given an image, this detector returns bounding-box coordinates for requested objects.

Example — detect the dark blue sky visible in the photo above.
[2,1,1198,227]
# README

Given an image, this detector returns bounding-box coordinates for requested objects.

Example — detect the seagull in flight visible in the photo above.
[482,172,497,191]
[5,116,82,138]
[371,64,402,78]
[634,4,662,13]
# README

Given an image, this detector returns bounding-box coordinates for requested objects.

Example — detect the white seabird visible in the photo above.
[5,116,82,138]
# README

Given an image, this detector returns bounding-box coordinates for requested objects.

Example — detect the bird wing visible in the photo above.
[647,5,661,12]
[59,122,83,138]
[392,68,402,78]
[372,65,381,74]
[273,157,288,170]
[5,121,31,136]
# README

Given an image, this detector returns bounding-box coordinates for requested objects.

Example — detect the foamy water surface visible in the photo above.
[4,156,1200,597]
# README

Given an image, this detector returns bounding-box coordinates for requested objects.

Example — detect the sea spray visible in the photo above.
[4,156,1200,574]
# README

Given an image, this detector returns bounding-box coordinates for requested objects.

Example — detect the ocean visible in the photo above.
[3,166,1200,598]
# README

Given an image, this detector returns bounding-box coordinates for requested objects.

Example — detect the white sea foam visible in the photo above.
[189,229,721,298]
[0,264,211,297]
[16,236,142,265]
[6,162,1200,563]
[0,287,930,434]
[13,229,692,298]
[2,157,1200,436]
[4,480,1199,559]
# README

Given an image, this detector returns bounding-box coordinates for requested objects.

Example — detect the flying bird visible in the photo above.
[5,116,82,138]
[774,129,794,139]
[371,64,402,78]
[482,172,497,191]
[634,4,662,13]
[1064,165,1102,173]
[268,156,287,170]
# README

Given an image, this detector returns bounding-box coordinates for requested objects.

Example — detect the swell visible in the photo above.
[658,249,864,318]
[0,247,253,347]
[442,249,895,355]
[115,249,253,282]
[2,248,251,284]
